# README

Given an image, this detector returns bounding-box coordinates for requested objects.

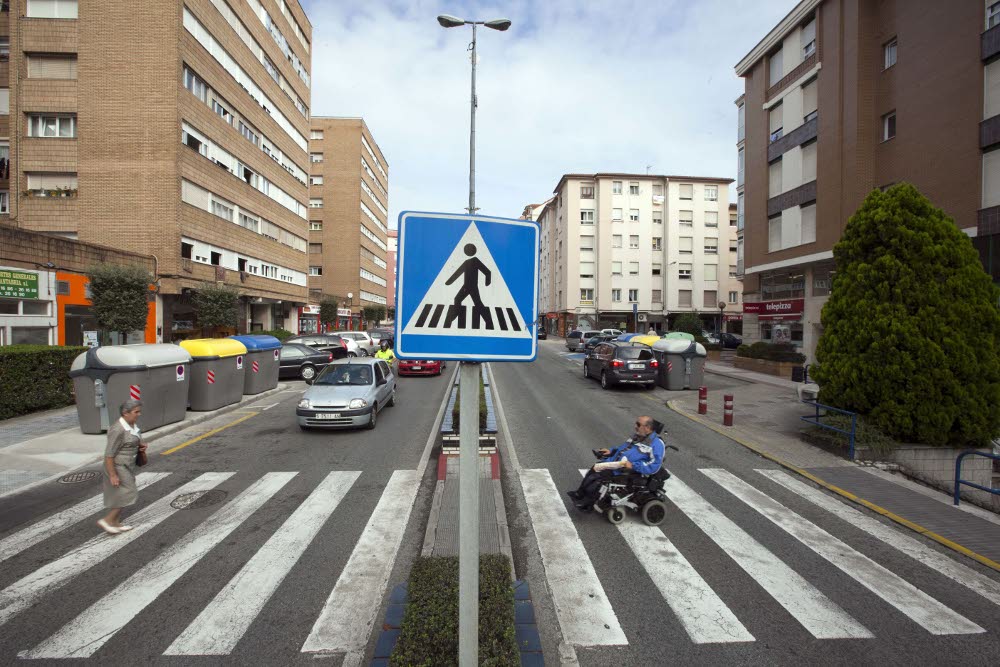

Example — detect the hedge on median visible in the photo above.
[0,345,88,420]
[450,374,488,431]
[390,554,519,666]
[735,341,806,363]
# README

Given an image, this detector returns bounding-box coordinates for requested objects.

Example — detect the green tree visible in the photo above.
[192,283,240,335]
[374,305,387,326]
[387,306,396,322]
[319,297,339,331]
[361,305,378,326]
[85,264,153,344]
[813,183,1000,446]
[673,312,703,337]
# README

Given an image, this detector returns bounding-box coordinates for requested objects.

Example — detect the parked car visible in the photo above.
[583,333,616,353]
[334,331,378,356]
[601,328,623,337]
[700,330,720,345]
[296,358,397,430]
[285,334,351,356]
[279,343,340,381]
[537,327,547,340]
[368,328,395,347]
[566,330,600,352]
[583,342,658,390]
[398,359,446,376]
[719,332,743,349]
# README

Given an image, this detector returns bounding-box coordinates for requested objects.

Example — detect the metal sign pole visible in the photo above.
[459,361,479,666]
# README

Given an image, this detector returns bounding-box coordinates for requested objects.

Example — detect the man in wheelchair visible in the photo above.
[567,415,673,525]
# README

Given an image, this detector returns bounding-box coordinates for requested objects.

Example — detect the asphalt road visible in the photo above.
[493,339,1000,666]
[0,369,453,665]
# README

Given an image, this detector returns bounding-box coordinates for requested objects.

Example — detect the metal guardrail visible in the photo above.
[800,399,857,461]
[953,450,1000,506]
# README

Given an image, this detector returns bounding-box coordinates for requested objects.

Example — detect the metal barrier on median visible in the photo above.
[953,450,1000,506]
[800,399,858,461]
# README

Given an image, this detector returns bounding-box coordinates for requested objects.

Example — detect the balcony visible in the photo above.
[766,52,818,102]
[983,23,1000,61]
[981,115,1000,150]
[767,180,817,217]
[768,115,818,162]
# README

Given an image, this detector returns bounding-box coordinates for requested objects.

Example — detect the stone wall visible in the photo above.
[0,223,155,275]
[882,445,998,511]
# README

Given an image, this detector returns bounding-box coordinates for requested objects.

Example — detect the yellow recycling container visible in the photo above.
[180,338,248,411]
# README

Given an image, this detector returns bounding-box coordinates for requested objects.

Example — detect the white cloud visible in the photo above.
[301,0,794,223]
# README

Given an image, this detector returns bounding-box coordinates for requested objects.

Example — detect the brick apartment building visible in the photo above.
[0,0,313,341]
[307,117,389,330]
[386,228,396,312]
[736,0,1000,362]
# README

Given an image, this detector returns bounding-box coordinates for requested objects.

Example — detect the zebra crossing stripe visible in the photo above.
[164,471,361,656]
[667,473,873,639]
[578,470,752,644]
[410,304,523,332]
[0,472,234,629]
[0,472,171,566]
[703,469,984,636]
[520,469,626,646]
[757,469,1000,608]
[22,472,297,659]
[301,469,420,659]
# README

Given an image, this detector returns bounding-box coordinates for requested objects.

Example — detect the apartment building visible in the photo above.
[386,229,396,312]
[307,117,389,329]
[520,198,555,324]
[0,0,314,340]
[538,173,739,337]
[736,0,1000,362]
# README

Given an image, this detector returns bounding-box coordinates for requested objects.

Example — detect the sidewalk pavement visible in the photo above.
[669,362,1000,572]
[0,384,292,499]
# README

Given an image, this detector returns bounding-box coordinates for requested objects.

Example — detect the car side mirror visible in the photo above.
[377,378,387,386]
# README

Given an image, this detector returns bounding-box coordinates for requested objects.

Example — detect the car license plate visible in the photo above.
[628,363,643,369]
[316,413,340,419]
[412,366,422,371]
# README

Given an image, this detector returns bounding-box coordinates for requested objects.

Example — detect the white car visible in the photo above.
[601,328,623,337]
[334,331,377,356]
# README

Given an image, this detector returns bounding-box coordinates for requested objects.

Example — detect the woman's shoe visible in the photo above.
[117,525,134,532]
[97,519,121,535]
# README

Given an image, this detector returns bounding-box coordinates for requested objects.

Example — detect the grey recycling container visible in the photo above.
[652,338,707,390]
[68,344,192,434]
[180,338,248,411]
[229,335,281,394]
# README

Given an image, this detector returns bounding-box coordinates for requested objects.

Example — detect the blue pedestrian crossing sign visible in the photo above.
[395,211,539,362]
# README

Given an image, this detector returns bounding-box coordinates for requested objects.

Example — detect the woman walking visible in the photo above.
[97,399,147,535]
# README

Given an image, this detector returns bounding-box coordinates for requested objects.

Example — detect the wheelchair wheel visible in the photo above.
[641,500,667,526]
[606,507,625,525]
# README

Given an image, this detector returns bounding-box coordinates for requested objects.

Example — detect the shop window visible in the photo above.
[0,298,17,314]
[21,300,49,315]
[11,326,49,344]
[761,269,806,300]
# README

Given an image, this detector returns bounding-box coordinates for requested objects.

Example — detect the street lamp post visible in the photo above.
[347,292,353,331]
[437,14,510,667]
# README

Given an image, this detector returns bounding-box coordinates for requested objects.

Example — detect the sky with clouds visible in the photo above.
[300,0,795,225]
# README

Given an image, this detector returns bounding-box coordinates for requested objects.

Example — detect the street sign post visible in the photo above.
[396,211,538,663]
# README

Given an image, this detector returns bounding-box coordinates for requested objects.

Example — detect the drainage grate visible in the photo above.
[171,489,228,510]
[59,471,99,484]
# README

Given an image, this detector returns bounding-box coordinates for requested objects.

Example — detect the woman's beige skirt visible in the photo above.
[103,462,138,509]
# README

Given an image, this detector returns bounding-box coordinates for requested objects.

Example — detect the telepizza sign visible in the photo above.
[743,298,804,321]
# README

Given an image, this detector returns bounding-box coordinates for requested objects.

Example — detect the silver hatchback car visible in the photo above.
[296,358,396,430]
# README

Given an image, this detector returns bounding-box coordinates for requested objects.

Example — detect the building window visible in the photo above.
[703,290,718,309]
[652,237,662,251]
[0,38,8,61]
[579,262,594,279]
[580,235,595,250]
[730,241,738,253]
[11,327,50,345]
[768,214,781,252]
[628,289,638,302]
[679,236,693,254]
[882,110,896,141]
[729,265,738,278]
[652,212,663,225]
[761,269,806,299]
[26,54,77,79]
[679,210,693,226]
[651,263,662,276]
[580,288,594,303]
[212,99,233,126]
[652,184,663,197]
[813,262,835,296]
[800,203,816,244]
[612,288,621,302]
[310,175,323,185]
[768,46,783,85]
[737,193,745,231]
[704,264,718,281]
[27,114,76,137]
[580,210,595,225]
[704,185,718,201]
[738,148,745,187]
[628,261,639,275]
[612,261,622,275]
[309,198,323,208]
[612,180,622,194]
[802,17,816,58]
[309,266,322,276]
[310,152,323,163]
[729,290,739,303]
[679,183,693,200]
[989,1,1000,29]
[704,237,718,254]
[0,191,8,213]
[26,172,77,196]
[629,209,639,222]
[629,182,640,195]
[239,121,260,146]
[802,77,817,121]
[183,67,207,102]
[238,212,259,232]
[884,37,897,69]
[678,290,692,308]
[309,221,322,231]
[678,264,692,280]
[612,207,623,221]
[628,235,639,249]
[211,196,234,221]
[612,234,622,248]
[26,0,78,19]
[705,211,719,228]
[769,103,783,142]
[652,289,662,304]
[580,184,594,199]
[310,129,324,139]
[737,102,745,143]
[769,158,783,198]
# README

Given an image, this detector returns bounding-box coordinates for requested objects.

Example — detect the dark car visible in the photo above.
[583,334,615,352]
[537,327,547,340]
[279,343,339,381]
[719,332,743,349]
[583,342,658,390]
[368,328,395,347]
[285,334,351,355]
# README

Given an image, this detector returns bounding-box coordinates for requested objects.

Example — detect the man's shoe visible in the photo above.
[566,490,581,501]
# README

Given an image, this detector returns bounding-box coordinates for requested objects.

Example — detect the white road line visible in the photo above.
[703,469,984,636]
[757,469,1000,607]
[668,473,872,639]
[0,472,172,565]
[21,472,296,659]
[0,472,233,628]
[165,471,361,655]
[577,470,752,644]
[519,469,626,647]
[301,469,421,656]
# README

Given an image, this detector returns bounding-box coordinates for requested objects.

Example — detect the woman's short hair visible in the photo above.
[120,399,143,416]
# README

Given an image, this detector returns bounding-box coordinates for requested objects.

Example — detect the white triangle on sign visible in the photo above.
[403,223,531,339]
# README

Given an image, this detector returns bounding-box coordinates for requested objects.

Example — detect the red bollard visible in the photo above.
[723,394,734,426]
[698,386,708,415]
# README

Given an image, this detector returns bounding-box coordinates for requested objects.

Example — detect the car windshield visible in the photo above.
[315,365,373,386]
[568,332,582,339]
[618,347,653,360]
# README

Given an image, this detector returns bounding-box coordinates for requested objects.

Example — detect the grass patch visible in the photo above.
[391,555,519,667]
[803,412,900,458]
[451,374,488,431]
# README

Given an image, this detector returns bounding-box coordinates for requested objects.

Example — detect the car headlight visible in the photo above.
[298,399,311,409]
[349,398,368,409]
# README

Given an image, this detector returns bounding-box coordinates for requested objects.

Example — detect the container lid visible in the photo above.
[663,332,695,342]
[653,339,694,354]
[180,338,248,359]
[694,343,707,356]
[69,344,192,373]
[630,335,661,348]
[228,335,281,351]
[615,333,639,342]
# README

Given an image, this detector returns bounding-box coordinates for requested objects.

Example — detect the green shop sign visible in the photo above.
[0,269,39,299]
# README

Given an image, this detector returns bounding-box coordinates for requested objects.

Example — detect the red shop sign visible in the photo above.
[743,299,804,318]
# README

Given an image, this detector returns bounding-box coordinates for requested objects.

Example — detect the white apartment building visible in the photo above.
[538,173,740,337]
[520,199,556,320]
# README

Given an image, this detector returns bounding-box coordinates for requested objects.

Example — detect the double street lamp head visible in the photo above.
[437,14,512,31]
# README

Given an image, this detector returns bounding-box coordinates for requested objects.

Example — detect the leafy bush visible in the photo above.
[0,345,88,420]
[85,264,153,344]
[813,183,1000,446]
[391,555,519,667]
[257,328,294,341]
[736,344,751,358]
[736,341,805,363]
[319,298,339,329]
[673,312,703,337]
[451,374,488,431]
[192,282,240,332]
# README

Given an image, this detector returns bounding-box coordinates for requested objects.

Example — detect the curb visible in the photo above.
[667,400,1000,574]
[0,383,294,502]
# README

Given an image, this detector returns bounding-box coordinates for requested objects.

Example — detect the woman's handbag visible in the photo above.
[135,446,148,467]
